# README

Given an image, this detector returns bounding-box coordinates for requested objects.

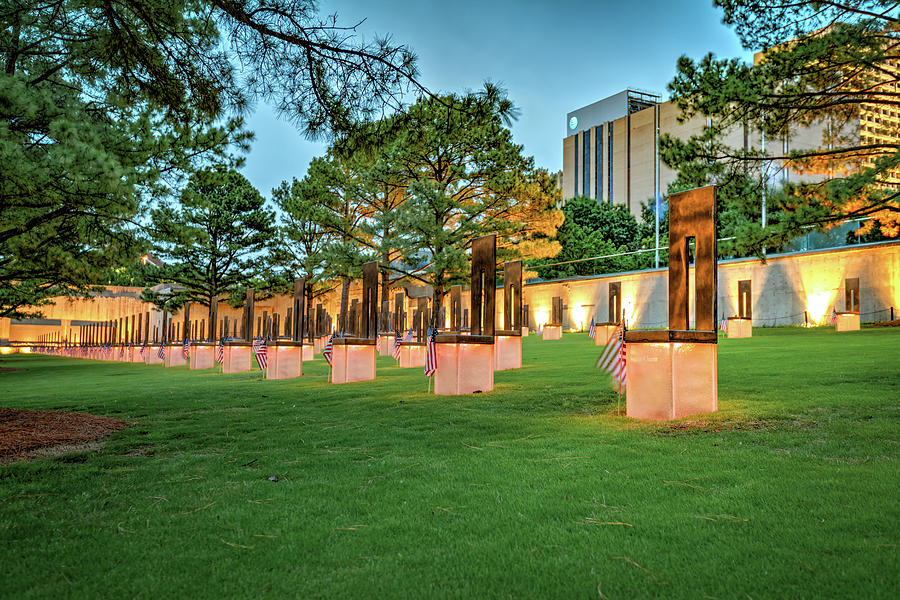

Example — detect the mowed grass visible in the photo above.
[1,328,898,599]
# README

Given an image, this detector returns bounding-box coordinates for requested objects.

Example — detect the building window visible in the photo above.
[573,134,579,196]
[583,131,590,198]
[595,125,603,201]
[607,124,613,202]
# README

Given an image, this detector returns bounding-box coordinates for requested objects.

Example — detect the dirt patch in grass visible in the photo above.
[0,367,23,373]
[654,419,778,435]
[873,319,900,327]
[0,407,128,465]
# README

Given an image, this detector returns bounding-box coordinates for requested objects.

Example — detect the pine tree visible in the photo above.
[144,167,275,340]
[385,87,562,324]
[1,0,420,317]
[662,1,899,255]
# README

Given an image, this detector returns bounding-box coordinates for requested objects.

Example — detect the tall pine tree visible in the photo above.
[144,167,274,340]
[662,1,899,255]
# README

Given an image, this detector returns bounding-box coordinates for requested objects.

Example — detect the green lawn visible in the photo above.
[1,328,898,598]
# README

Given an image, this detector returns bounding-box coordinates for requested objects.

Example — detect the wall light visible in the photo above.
[806,291,832,325]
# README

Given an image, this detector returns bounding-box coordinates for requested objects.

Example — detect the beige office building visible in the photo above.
[563,82,899,220]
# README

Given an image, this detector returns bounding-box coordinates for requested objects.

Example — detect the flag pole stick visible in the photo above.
[617,387,621,416]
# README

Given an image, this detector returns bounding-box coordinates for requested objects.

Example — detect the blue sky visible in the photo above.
[240,0,753,197]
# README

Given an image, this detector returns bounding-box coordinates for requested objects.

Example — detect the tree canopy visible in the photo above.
[528,197,660,280]
[662,0,899,255]
[381,88,562,321]
[282,87,563,327]
[142,167,274,335]
[1,0,421,318]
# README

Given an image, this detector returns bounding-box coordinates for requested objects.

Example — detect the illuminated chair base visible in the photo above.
[726,318,753,338]
[301,344,314,361]
[190,344,215,370]
[522,326,529,336]
[313,337,323,354]
[377,335,395,357]
[835,312,860,332]
[542,325,562,341]
[164,349,188,367]
[331,338,376,384]
[267,342,303,379]
[494,333,521,371]
[129,348,144,363]
[223,342,252,373]
[593,324,618,346]
[434,334,494,395]
[624,331,718,421]
[398,343,426,368]
[145,345,163,365]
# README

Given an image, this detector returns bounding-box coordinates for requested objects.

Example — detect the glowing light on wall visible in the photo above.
[571,305,587,331]
[534,308,549,331]
[0,347,16,355]
[622,296,635,327]
[806,291,833,325]
[799,259,844,326]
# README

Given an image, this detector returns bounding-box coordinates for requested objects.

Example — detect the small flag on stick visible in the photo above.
[424,327,437,378]
[588,319,596,339]
[595,323,626,394]
[830,309,838,325]
[392,329,402,360]
[157,342,166,360]
[215,337,225,364]
[323,334,335,367]
[720,316,727,333]
[253,338,267,370]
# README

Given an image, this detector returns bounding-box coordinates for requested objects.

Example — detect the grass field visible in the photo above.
[1,328,898,599]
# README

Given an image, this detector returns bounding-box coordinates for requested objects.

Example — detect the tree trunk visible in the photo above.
[431,280,445,330]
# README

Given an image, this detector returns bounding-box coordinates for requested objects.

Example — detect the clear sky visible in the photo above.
[240,0,754,197]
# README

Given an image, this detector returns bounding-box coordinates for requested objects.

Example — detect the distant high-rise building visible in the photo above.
[564,76,899,220]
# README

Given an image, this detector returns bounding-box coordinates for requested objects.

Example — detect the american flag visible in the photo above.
[595,323,626,394]
[405,329,414,342]
[215,337,225,364]
[720,316,727,333]
[139,341,147,359]
[119,344,125,357]
[254,338,268,370]
[323,333,335,367]
[424,327,437,377]
[830,309,838,325]
[392,329,402,360]
[588,319,596,339]
[182,338,190,360]
[157,342,166,360]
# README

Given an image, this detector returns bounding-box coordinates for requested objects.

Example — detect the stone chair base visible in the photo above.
[331,338,376,384]
[624,330,717,420]
[726,318,752,338]
[434,334,494,395]
[542,325,562,341]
